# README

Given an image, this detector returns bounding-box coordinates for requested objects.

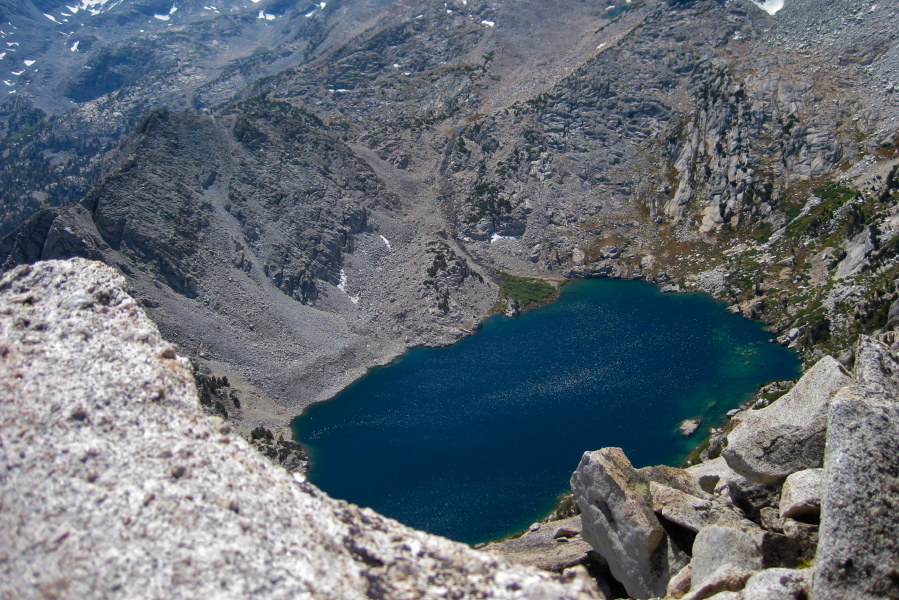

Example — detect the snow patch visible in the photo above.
[44,13,61,23]
[23,60,35,67]
[379,235,392,250]
[258,10,275,19]
[480,19,494,27]
[154,5,177,20]
[70,41,80,52]
[750,0,785,15]
[11,70,23,76]
[0,53,5,60]
[337,269,360,304]
[72,0,128,17]
[3,80,12,86]
[491,233,520,244]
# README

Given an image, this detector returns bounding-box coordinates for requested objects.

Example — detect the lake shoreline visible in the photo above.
[292,277,802,545]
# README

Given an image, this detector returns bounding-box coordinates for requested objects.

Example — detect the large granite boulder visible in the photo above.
[814,338,899,600]
[722,356,851,484]
[741,568,811,600]
[571,448,691,599]
[0,259,600,600]
[686,456,743,495]
[681,564,752,600]
[651,482,714,533]
[691,525,802,591]
[726,476,782,523]
[852,333,899,398]
[778,469,823,520]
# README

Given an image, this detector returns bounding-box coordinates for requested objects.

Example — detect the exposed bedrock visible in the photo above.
[0,258,599,600]
[721,355,851,484]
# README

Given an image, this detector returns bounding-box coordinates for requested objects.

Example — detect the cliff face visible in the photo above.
[0,258,600,600]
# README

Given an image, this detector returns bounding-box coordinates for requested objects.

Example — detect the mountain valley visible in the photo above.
[2,0,899,597]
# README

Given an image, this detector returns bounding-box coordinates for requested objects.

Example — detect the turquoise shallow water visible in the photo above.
[292,278,801,544]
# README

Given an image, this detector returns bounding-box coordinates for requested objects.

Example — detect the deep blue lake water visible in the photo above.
[292,278,801,544]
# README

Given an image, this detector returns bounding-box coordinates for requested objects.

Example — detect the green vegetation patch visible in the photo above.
[499,273,557,307]
[784,183,859,240]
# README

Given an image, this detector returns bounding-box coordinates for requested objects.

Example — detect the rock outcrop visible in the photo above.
[778,469,823,520]
[572,334,899,599]
[0,259,599,600]
[570,448,690,599]
[721,356,851,484]
[813,336,899,600]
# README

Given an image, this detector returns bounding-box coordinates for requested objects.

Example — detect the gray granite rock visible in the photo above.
[679,418,702,437]
[759,507,785,533]
[666,563,692,599]
[571,448,689,599]
[780,520,819,561]
[483,515,595,575]
[683,564,753,600]
[722,356,851,484]
[726,476,781,523]
[779,469,824,519]
[691,526,803,591]
[687,457,743,495]
[741,568,811,600]
[0,259,600,600]
[814,374,899,600]
[698,593,742,600]
[651,482,713,533]
[691,526,767,590]
[835,228,876,280]
[853,334,899,399]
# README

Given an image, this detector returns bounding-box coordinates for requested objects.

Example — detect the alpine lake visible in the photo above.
[292,278,802,545]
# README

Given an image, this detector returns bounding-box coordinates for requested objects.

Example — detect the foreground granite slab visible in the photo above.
[0,259,599,600]
[814,337,899,600]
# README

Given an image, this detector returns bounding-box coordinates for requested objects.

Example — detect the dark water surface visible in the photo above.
[292,279,801,544]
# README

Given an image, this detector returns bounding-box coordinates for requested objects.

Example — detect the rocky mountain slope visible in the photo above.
[3,0,899,438]
[0,258,601,600]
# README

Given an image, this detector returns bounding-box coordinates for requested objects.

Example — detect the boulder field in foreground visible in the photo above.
[0,259,600,600]
[572,335,899,599]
